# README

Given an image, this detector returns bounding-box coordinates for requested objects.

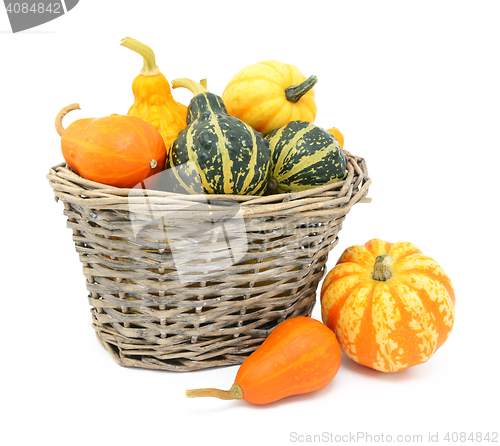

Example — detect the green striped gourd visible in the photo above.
[266,121,347,194]
[167,78,270,195]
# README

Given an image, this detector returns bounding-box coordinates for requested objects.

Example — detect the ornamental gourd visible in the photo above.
[327,127,344,149]
[121,37,187,152]
[167,78,271,195]
[186,317,341,405]
[55,103,166,188]
[266,121,347,194]
[222,60,317,136]
[320,239,456,372]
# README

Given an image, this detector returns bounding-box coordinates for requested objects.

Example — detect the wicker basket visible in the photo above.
[47,151,370,371]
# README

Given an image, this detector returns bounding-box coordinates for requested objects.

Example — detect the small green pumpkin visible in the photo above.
[266,121,347,194]
[167,78,271,195]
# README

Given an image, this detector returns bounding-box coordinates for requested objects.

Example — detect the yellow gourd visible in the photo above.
[121,37,187,152]
[222,60,317,136]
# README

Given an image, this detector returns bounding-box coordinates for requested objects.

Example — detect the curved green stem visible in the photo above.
[285,75,318,103]
[185,382,244,400]
[120,37,160,76]
[372,254,393,281]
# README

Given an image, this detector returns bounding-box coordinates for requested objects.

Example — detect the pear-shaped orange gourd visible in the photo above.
[186,317,341,405]
[121,37,187,152]
[55,103,166,188]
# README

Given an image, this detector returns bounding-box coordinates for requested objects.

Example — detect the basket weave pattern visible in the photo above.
[47,151,370,371]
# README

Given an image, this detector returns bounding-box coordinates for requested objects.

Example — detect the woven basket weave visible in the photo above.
[47,151,370,371]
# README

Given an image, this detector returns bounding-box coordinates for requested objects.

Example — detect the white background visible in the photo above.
[1,1,499,445]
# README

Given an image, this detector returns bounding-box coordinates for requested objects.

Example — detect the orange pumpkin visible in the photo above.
[321,238,455,372]
[56,103,166,188]
[186,316,341,405]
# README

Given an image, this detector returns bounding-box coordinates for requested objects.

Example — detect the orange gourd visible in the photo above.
[327,127,344,149]
[321,238,456,372]
[121,37,187,152]
[186,316,341,405]
[221,60,317,136]
[55,103,166,188]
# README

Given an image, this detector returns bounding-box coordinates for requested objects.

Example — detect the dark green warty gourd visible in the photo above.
[266,121,347,194]
[167,78,271,195]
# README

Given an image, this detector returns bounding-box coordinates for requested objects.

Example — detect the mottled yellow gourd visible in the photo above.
[222,60,317,136]
[321,239,456,372]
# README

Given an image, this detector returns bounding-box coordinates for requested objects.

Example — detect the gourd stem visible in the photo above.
[285,75,318,103]
[171,78,208,96]
[372,254,393,281]
[120,37,160,76]
[185,382,244,401]
[55,103,80,136]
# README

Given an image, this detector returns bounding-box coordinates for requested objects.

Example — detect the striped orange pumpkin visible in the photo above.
[320,239,455,372]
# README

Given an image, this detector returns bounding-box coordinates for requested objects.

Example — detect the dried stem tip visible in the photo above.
[185,382,244,401]
[55,103,80,136]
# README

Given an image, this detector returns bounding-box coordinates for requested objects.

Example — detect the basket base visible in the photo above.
[95,332,251,371]
[93,299,316,372]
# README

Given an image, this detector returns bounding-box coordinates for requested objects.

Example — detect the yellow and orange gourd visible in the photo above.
[121,37,187,152]
[222,60,318,136]
[321,239,455,372]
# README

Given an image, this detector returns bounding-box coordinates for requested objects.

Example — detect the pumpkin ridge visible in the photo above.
[396,281,444,358]
[321,265,366,295]
[391,249,423,264]
[323,275,366,316]
[365,239,391,258]
[395,267,455,305]
[340,282,374,363]
[370,282,407,372]
[387,280,438,366]
[397,273,455,338]
[337,246,375,268]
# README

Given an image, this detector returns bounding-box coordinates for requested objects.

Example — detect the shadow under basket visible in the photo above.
[47,151,370,372]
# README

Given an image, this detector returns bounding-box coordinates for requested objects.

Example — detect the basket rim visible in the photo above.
[47,150,371,215]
